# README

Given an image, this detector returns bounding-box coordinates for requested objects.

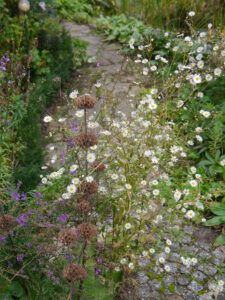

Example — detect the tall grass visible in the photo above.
[114,0,225,29]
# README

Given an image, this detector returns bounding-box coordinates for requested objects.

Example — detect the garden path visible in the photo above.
[45,22,225,300]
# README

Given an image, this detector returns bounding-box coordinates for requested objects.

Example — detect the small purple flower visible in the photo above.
[57,214,69,223]
[17,254,24,262]
[55,277,60,283]
[21,193,27,200]
[95,267,101,274]
[38,259,43,265]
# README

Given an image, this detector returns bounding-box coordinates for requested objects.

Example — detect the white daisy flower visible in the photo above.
[189,180,198,187]
[87,153,96,163]
[120,258,127,264]
[165,247,170,254]
[205,74,213,81]
[188,11,195,16]
[142,251,148,257]
[153,189,159,196]
[67,184,76,194]
[193,74,202,84]
[41,177,47,184]
[186,210,195,219]
[86,176,94,183]
[125,184,132,190]
[69,89,79,99]
[166,239,172,246]
[43,115,53,123]
[220,159,225,166]
[75,110,84,118]
[125,223,131,230]
[128,262,134,269]
[151,65,157,71]
[214,68,222,76]
[159,257,165,264]
[72,178,80,185]
[164,265,170,272]
[70,164,79,172]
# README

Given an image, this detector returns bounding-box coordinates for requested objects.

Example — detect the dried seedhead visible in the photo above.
[75,94,96,109]
[76,201,91,213]
[58,229,77,246]
[77,222,97,240]
[76,195,88,203]
[77,181,98,195]
[63,263,87,282]
[92,161,106,172]
[76,132,98,149]
[0,215,14,231]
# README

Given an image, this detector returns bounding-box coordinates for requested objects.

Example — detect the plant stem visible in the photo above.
[77,239,87,300]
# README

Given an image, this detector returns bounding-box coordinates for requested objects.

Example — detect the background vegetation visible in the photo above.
[110,0,225,29]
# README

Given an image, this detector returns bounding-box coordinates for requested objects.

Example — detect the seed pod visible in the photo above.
[77,222,97,240]
[77,181,98,195]
[76,201,90,213]
[92,161,105,172]
[58,229,76,246]
[0,215,14,231]
[75,94,96,109]
[76,133,97,149]
[63,263,87,282]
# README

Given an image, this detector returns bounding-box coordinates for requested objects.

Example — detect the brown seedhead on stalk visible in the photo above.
[0,215,14,231]
[77,201,91,213]
[63,263,87,282]
[58,229,77,246]
[76,132,98,149]
[92,161,106,172]
[77,181,98,195]
[77,195,89,203]
[78,223,97,240]
[75,94,96,109]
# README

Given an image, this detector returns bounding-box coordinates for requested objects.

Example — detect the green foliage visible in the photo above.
[198,151,225,178]
[72,38,89,67]
[113,0,225,29]
[96,14,144,44]
[56,0,94,23]
[0,0,90,191]
[205,202,225,245]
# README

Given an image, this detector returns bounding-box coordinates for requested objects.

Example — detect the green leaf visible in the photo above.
[214,234,225,246]
[10,280,24,297]
[215,150,221,161]
[199,160,212,166]
[205,216,225,226]
[210,204,225,216]
[205,152,214,163]
[112,270,123,283]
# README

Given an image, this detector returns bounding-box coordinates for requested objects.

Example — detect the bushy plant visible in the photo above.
[0,1,89,191]
[56,0,94,23]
